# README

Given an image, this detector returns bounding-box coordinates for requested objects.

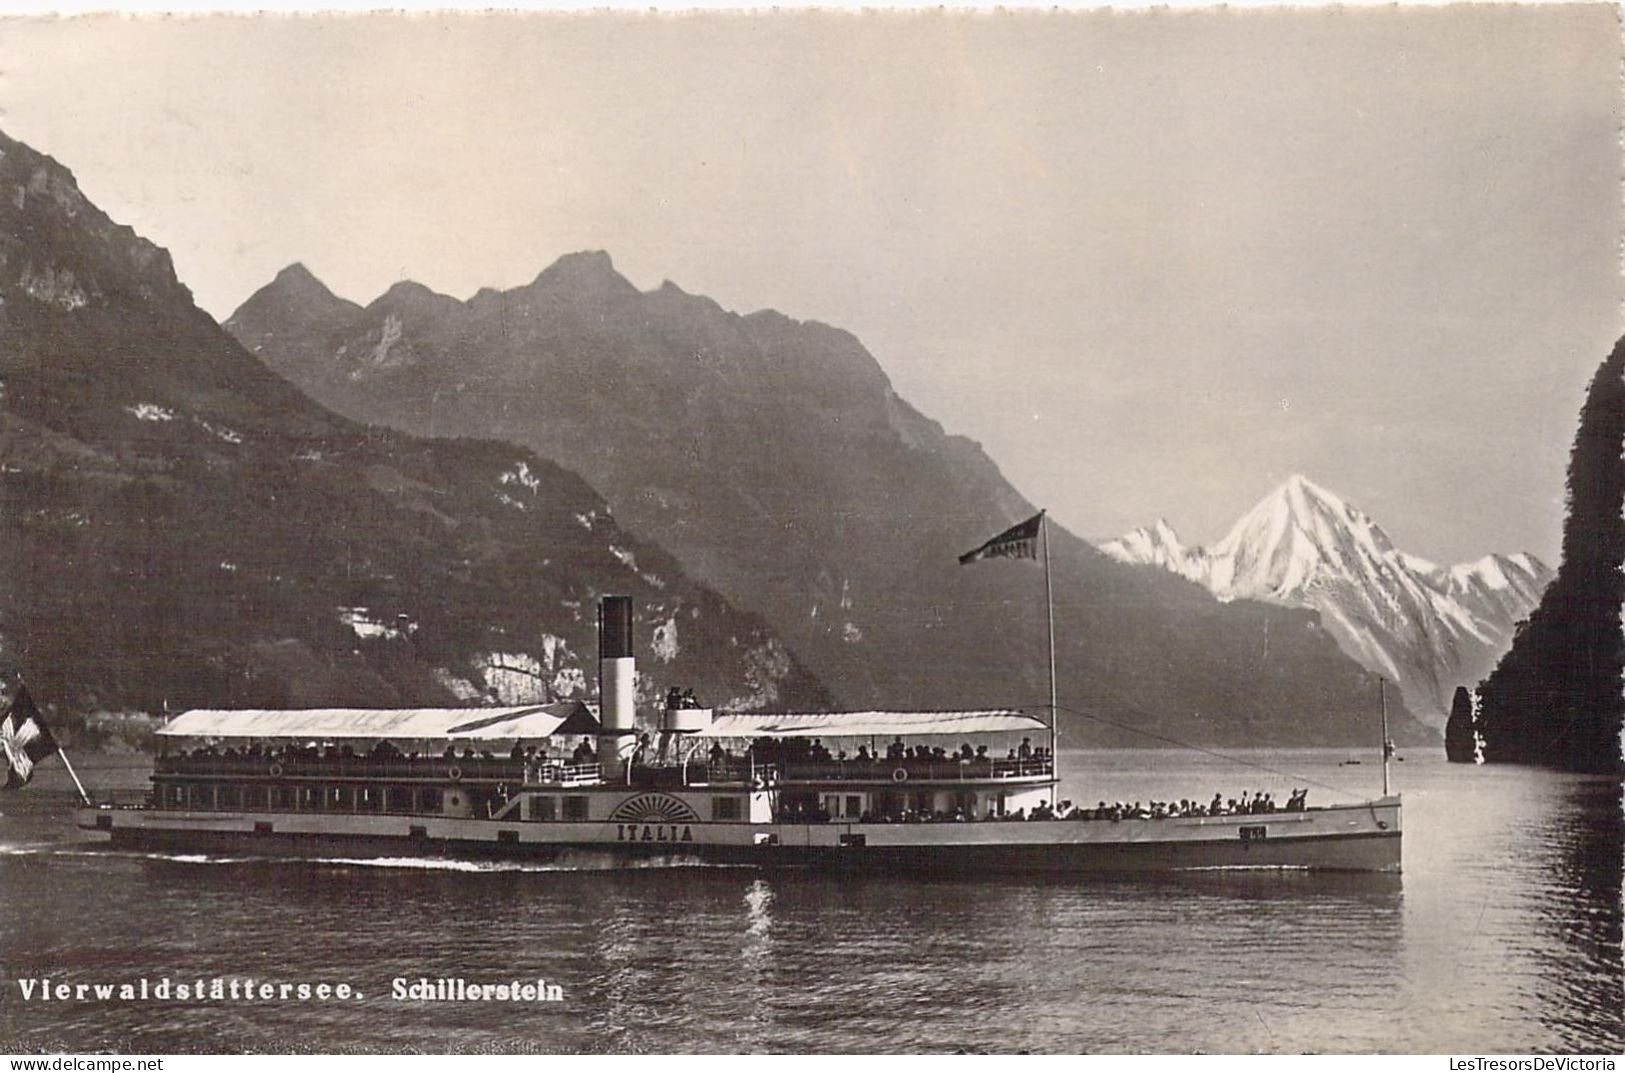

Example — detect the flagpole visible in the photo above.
[1379,677,1391,798]
[57,749,92,807]
[1042,511,1058,804]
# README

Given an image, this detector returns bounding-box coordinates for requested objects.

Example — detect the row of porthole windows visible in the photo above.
[159,783,600,821]
[161,783,445,814]
[526,796,590,821]
[158,784,740,824]
[528,797,736,821]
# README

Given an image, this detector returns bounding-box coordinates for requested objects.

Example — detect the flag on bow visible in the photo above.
[958,511,1044,565]
[1,686,59,790]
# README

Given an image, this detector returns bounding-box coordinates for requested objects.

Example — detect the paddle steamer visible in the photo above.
[75,596,1401,873]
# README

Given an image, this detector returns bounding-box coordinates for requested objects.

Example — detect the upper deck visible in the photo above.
[147,703,1058,794]
[152,747,1056,790]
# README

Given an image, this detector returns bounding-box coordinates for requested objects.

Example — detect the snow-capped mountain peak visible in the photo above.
[1099,518,1203,577]
[1099,475,1554,723]
[1204,473,1401,599]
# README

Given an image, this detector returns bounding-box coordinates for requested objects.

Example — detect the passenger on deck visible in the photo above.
[1018,738,1032,761]
[887,737,905,762]
[857,745,872,763]
[666,687,682,710]
[958,743,974,761]
[681,688,698,708]
[975,745,988,761]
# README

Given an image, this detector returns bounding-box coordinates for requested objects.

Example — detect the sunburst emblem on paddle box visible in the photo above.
[610,793,701,824]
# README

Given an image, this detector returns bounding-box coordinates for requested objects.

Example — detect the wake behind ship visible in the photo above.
[74,596,1402,874]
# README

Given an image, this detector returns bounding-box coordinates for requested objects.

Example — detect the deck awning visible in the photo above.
[156,701,600,742]
[690,709,1046,739]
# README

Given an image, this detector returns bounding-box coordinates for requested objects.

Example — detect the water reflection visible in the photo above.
[1536,778,1623,1049]
[738,878,776,1048]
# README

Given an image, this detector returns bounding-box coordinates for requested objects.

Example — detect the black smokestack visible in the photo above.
[598,595,633,660]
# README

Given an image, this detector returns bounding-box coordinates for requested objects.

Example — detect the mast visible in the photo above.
[57,749,92,807]
[1379,676,1392,797]
[1042,511,1058,803]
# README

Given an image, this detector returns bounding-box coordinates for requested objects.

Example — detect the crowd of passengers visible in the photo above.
[1030,789,1309,819]
[716,735,1054,768]
[780,789,1312,824]
[172,733,1058,771]
[665,687,705,709]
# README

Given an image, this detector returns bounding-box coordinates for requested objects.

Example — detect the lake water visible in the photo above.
[0,748,1619,1053]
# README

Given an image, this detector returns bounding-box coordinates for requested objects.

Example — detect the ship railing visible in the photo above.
[771,758,1054,783]
[79,789,155,809]
[686,761,778,786]
[529,762,602,787]
[701,761,752,784]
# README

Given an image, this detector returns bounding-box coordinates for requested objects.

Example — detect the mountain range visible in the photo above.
[1100,475,1553,724]
[0,129,828,725]
[227,254,1433,746]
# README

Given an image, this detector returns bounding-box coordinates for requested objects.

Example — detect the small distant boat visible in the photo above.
[1341,759,1363,766]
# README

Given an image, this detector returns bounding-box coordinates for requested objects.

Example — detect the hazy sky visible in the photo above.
[1,8,1618,564]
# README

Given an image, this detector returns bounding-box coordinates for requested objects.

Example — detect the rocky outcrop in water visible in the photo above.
[1444,686,1477,763]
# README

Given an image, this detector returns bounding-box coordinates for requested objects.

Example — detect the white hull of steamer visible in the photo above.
[76,796,1401,874]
